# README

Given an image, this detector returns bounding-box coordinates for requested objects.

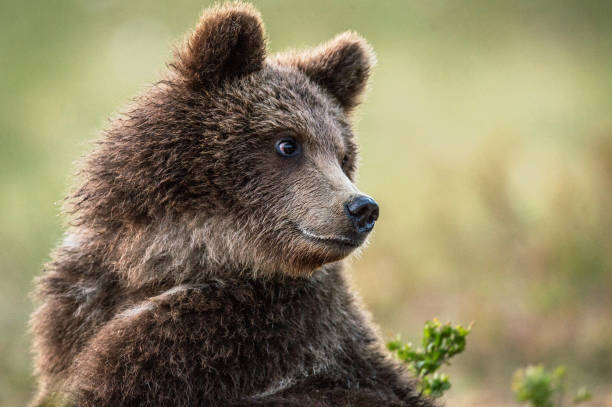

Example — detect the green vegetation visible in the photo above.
[388,319,472,397]
[389,321,595,407]
[512,365,592,407]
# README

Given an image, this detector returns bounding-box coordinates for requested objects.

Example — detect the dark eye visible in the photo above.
[275,138,301,157]
[341,154,349,168]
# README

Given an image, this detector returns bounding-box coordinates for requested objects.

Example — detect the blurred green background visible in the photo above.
[1,1,611,405]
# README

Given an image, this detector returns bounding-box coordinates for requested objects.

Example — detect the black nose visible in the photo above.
[345,195,380,234]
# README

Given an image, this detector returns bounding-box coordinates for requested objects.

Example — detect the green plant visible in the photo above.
[387,318,472,398]
[512,365,592,407]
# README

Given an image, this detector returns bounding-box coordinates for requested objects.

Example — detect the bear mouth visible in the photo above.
[296,225,363,249]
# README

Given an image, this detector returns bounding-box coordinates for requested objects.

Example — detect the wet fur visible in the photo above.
[30,3,434,406]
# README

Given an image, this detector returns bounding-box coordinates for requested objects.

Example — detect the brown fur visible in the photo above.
[30,3,434,406]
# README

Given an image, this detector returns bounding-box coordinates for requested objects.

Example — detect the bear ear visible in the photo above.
[173,2,267,87]
[277,32,376,112]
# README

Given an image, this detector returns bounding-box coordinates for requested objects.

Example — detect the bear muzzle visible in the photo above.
[344,195,379,234]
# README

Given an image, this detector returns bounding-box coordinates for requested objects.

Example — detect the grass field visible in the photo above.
[1,1,611,405]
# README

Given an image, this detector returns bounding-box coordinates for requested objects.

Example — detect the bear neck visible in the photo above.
[64,214,340,291]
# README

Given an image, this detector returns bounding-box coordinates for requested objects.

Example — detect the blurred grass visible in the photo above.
[1,1,611,406]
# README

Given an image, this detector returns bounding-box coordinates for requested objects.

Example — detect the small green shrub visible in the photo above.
[387,318,472,398]
[512,365,592,407]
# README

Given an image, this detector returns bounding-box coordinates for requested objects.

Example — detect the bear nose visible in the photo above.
[345,195,380,234]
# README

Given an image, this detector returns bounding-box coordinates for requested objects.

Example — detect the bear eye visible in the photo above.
[341,154,349,168]
[275,138,301,158]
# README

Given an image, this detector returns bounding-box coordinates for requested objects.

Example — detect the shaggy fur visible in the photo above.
[30,3,434,406]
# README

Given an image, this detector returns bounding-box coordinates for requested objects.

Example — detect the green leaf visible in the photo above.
[512,364,592,407]
[387,319,472,399]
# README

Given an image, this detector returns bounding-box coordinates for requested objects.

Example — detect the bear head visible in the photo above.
[72,2,378,279]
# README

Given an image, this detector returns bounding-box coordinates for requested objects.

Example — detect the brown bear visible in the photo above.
[30,3,433,406]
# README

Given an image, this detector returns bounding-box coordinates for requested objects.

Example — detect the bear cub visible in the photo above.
[30,3,433,406]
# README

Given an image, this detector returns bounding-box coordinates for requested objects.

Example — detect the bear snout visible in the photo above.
[344,195,379,234]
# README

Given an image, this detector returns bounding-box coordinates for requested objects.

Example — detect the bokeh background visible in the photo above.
[1,1,611,405]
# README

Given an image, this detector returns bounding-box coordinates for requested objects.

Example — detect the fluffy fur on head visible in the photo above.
[174,2,267,87]
[275,32,376,112]
[30,3,433,406]
[67,2,376,281]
